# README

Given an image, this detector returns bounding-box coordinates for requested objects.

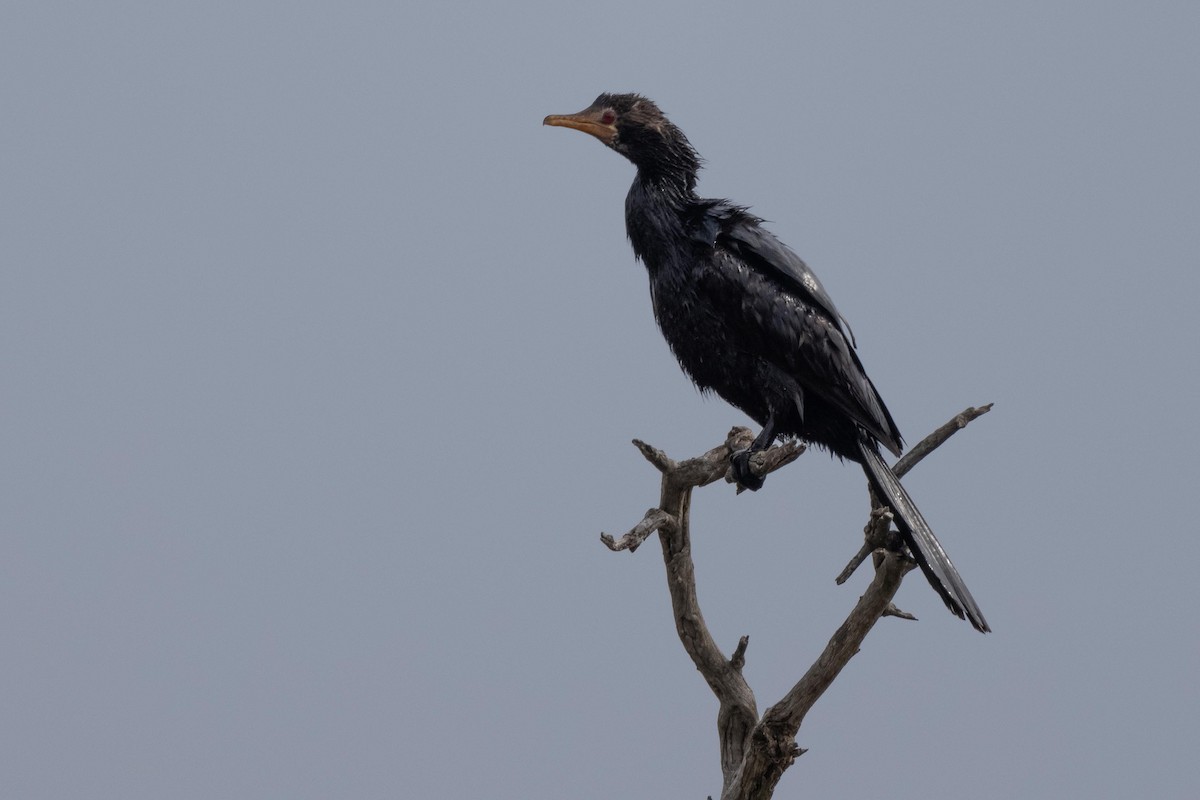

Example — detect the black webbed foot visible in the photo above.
[731,414,778,491]
[730,448,766,491]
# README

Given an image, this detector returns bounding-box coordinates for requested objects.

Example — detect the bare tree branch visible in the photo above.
[836,404,994,585]
[893,403,992,478]
[724,552,916,799]
[600,508,675,553]
[600,427,800,790]
[599,405,992,799]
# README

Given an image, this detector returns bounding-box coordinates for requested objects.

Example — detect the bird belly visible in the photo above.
[648,266,865,461]
[649,271,786,425]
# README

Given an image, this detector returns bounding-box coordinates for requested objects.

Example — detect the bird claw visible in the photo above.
[730,449,766,491]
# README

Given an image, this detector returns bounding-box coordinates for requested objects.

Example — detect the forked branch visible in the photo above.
[598,405,991,800]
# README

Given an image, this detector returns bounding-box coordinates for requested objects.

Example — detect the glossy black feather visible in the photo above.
[859,443,989,631]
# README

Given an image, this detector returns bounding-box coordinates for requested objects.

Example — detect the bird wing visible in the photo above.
[697,203,903,454]
[718,208,857,347]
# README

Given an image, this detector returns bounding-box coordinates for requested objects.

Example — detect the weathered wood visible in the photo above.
[598,406,992,799]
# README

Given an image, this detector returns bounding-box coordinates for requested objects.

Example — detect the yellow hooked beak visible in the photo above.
[543,107,617,145]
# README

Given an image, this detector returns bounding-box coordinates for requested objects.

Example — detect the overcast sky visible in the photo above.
[3,3,1198,798]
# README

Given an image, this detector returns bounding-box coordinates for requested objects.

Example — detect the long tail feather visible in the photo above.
[858,441,990,633]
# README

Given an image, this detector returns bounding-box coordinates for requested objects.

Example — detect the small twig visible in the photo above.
[893,403,992,478]
[834,542,874,585]
[730,636,750,672]
[633,438,676,473]
[836,507,901,584]
[601,508,676,553]
[882,602,918,621]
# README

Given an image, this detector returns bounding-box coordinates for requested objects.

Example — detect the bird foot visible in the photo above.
[730,449,766,491]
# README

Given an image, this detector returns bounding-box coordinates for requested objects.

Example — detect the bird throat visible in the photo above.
[625,174,694,271]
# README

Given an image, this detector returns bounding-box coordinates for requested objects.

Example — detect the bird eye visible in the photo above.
[601,109,616,125]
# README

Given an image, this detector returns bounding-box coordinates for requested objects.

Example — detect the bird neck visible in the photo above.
[625,173,696,269]
[631,144,700,198]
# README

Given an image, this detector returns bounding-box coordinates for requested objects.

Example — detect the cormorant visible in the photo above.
[545,93,989,633]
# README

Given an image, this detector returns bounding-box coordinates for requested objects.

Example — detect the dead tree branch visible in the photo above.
[598,405,991,799]
[836,403,993,586]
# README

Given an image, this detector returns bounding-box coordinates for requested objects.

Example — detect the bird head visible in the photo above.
[544,93,700,185]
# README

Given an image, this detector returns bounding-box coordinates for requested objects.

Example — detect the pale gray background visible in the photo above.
[3,2,1198,798]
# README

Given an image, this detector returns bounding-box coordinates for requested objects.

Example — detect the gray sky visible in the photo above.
[3,2,1198,798]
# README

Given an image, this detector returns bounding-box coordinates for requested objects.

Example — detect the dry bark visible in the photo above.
[600,405,992,799]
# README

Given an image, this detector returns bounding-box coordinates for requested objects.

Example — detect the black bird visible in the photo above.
[545,93,989,633]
